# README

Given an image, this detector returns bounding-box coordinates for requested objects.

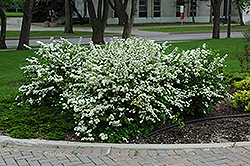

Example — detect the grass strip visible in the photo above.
[139,25,247,33]
[6,31,113,38]
[72,22,214,27]
[5,12,23,17]
[169,38,248,74]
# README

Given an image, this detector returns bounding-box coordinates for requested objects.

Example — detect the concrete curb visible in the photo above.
[1,136,250,150]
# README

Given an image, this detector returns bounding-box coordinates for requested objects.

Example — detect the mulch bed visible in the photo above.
[136,99,250,144]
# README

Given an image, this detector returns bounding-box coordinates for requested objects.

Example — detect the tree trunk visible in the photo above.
[0,8,7,49]
[92,20,105,44]
[124,0,137,38]
[237,6,244,26]
[70,0,84,25]
[191,0,195,23]
[87,0,109,44]
[118,16,125,25]
[209,2,213,23]
[123,19,133,38]
[64,0,74,33]
[17,0,35,50]
[212,0,223,39]
[109,0,125,25]
[111,0,137,39]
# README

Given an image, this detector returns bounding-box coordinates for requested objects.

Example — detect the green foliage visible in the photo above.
[224,72,250,85]
[233,76,250,91]
[233,0,250,14]
[230,77,250,111]
[0,0,24,9]
[0,0,14,6]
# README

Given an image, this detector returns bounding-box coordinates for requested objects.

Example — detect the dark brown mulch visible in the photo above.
[137,99,250,144]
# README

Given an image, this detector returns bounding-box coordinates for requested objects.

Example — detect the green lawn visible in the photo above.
[70,22,213,28]
[0,50,32,97]
[6,31,115,38]
[169,38,249,74]
[139,25,247,33]
[5,12,23,17]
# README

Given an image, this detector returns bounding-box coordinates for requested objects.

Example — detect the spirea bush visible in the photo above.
[18,37,228,143]
[18,38,87,107]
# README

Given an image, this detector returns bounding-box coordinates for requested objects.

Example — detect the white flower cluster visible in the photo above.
[18,37,87,107]
[18,37,228,142]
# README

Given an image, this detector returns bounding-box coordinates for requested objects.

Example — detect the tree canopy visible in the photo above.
[233,0,250,13]
[0,0,24,8]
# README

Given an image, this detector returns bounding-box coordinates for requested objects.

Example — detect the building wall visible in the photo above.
[74,0,240,24]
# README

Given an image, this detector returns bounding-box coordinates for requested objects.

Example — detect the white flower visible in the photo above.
[99,133,108,140]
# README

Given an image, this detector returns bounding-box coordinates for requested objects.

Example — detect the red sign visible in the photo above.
[180,13,184,20]
[180,6,184,20]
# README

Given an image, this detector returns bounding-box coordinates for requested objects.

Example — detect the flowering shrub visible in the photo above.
[18,38,87,107]
[18,37,228,143]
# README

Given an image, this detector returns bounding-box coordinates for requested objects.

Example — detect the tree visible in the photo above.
[64,0,73,33]
[190,0,196,23]
[0,8,7,49]
[87,0,109,44]
[233,0,250,25]
[211,0,223,39]
[109,0,128,25]
[70,0,84,25]
[0,0,17,49]
[17,0,35,50]
[109,0,137,39]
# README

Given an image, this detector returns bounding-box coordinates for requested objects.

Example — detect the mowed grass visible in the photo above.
[71,22,213,27]
[5,12,23,17]
[0,50,33,97]
[168,38,248,74]
[6,31,100,38]
[139,25,247,33]
[0,51,75,140]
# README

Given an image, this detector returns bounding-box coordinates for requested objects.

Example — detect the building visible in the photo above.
[73,0,247,24]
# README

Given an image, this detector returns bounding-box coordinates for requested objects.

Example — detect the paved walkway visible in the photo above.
[1,144,250,166]
[0,136,250,165]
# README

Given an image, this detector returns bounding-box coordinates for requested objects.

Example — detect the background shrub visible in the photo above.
[231,77,250,111]
[18,37,228,143]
